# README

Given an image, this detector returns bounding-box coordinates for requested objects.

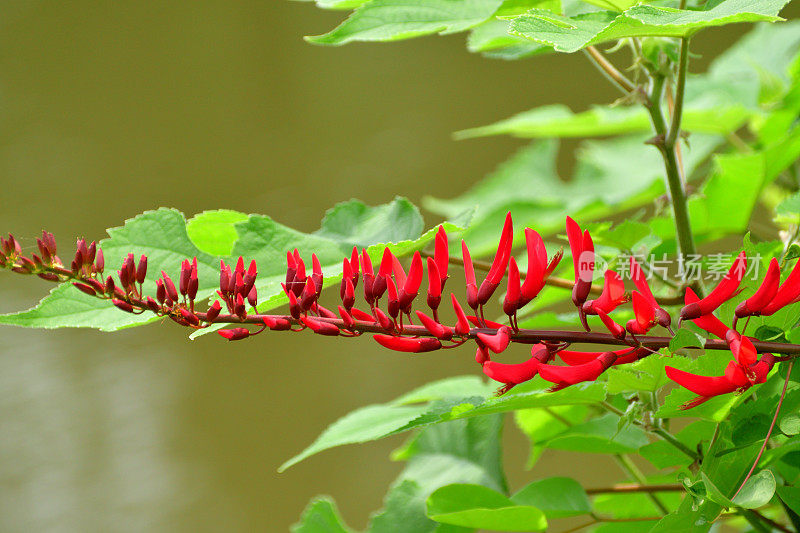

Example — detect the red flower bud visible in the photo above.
[373,308,394,332]
[300,277,317,311]
[37,273,60,281]
[373,335,441,353]
[503,257,521,318]
[475,345,490,364]
[341,259,353,300]
[398,251,423,311]
[161,271,179,302]
[342,276,355,311]
[302,316,340,336]
[338,305,355,330]
[179,308,200,326]
[385,276,399,319]
[451,294,470,336]
[247,284,257,308]
[263,316,291,330]
[234,293,247,320]
[73,282,97,296]
[206,300,222,322]
[218,328,250,341]
[415,310,452,340]
[558,347,648,366]
[76,238,89,265]
[95,248,105,274]
[86,241,97,266]
[156,279,166,305]
[434,225,449,288]
[85,278,105,293]
[683,287,730,339]
[136,255,148,285]
[111,299,134,313]
[282,283,301,319]
[145,297,160,314]
[350,307,375,322]
[597,309,626,339]
[426,257,442,311]
[461,240,479,311]
[349,246,360,288]
[311,253,323,298]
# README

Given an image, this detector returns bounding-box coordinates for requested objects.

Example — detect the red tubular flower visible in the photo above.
[337,306,355,330]
[482,344,550,386]
[735,257,780,318]
[349,246,360,289]
[415,310,452,340]
[684,287,730,339]
[626,291,657,336]
[372,248,392,300]
[502,257,521,319]
[302,316,340,336]
[726,330,758,367]
[426,257,442,311]
[311,254,323,298]
[451,293,470,336]
[373,308,394,331]
[629,257,671,329]
[300,278,317,311]
[218,328,250,341]
[180,259,191,296]
[597,309,626,339]
[398,251,423,311]
[519,228,562,307]
[282,283,301,319]
[462,240,478,311]
[566,216,594,309]
[475,345,490,365]
[558,347,649,366]
[476,212,513,306]
[538,351,617,391]
[583,270,627,315]
[757,258,800,316]
[434,225,449,289]
[73,282,97,296]
[111,299,134,313]
[680,251,747,321]
[342,277,355,311]
[161,271,179,302]
[477,326,512,354]
[373,335,442,353]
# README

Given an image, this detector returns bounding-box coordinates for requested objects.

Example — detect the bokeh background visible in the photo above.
[0,2,797,531]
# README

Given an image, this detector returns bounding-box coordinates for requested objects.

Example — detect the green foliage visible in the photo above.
[292,497,352,533]
[509,0,789,53]
[426,484,547,531]
[510,477,591,518]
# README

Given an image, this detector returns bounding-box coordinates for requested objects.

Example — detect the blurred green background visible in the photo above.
[0,2,797,531]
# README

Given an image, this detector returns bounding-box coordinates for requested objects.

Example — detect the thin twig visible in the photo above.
[613,454,670,514]
[583,46,635,93]
[585,483,683,495]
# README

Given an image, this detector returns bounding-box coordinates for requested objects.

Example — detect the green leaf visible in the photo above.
[514,404,588,466]
[281,377,604,471]
[605,354,671,394]
[426,484,547,531]
[306,0,504,46]
[292,496,352,533]
[511,477,591,518]
[185,209,250,256]
[371,415,504,533]
[781,414,800,436]
[424,135,719,256]
[456,103,749,140]
[467,18,551,59]
[639,420,715,468]
[731,470,776,508]
[669,329,706,352]
[314,197,424,247]
[543,413,649,453]
[509,0,790,54]
[777,486,800,515]
[314,0,370,9]
[700,472,735,508]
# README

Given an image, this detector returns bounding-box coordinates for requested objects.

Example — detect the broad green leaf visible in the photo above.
[669,329,706,352]
[593,491,681,518]
[313,0,370,9]
[467,18,550,59]
[514,404,588,466]
[605,354,671,394]
[314,197,424,247]
[371,415,504,533]
[426,484,547,531]
[279,403,430,472]
[292,496,352,533]
[509,0,790,54]
[732,470,776,508]
[777,486,800,515]
[392,376,496,405]
[510,477,591,518]
[781,414,800,436]
[700,472,736,508]
[281,377,604,471]
[424,134,719,256]
[543,413,649,453]
[647,505,713,533]
[306,0,505,46]
[455,103,749,139]
[593,521,659,533]
[185,209,249,256]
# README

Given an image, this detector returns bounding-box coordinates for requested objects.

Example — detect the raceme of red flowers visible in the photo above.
[1,214,797,410]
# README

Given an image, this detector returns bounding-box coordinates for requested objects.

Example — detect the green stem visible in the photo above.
[645,73,698,277]
[613,454,670,515]
[652,427,699,461]
[583,46,635,94]
[665,38,689,150]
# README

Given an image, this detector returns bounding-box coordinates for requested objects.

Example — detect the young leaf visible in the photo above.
[306,0,504,46]
[426,484,547,531]
[731,470,776,509]
[510,477,591,518]
[291,496,352,533]
[509,0,790,54]
[185,209,249,256]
